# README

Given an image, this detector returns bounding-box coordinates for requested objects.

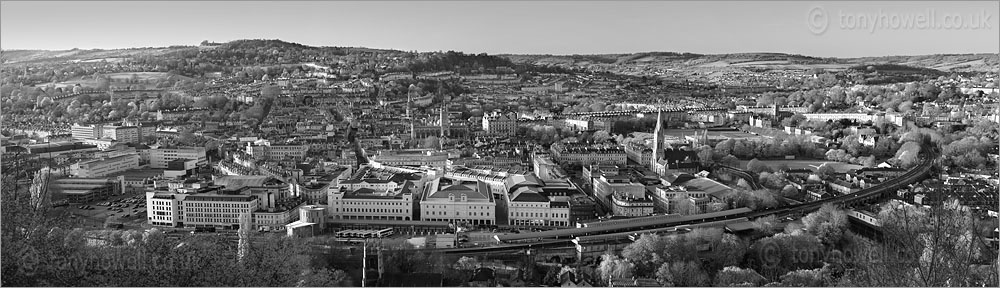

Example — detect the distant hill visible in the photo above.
[502,52,997,73]
[3,40,996,75]
[847,64,948,76]
[1,47,196,64]
[0,39,404,65]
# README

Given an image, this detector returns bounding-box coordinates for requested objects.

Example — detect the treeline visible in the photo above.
[403,51,575,75]
[587,203,997,286]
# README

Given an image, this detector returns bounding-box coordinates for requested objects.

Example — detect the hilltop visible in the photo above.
[502,52,999,75]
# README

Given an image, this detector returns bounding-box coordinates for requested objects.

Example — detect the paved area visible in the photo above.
[53,193,149,230]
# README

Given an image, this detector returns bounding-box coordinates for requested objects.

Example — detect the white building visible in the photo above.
[102,125,140,144]
[148,147,208,169]
[81,138,117,151]
[246,142,309,161]
[553,146,628,166]
[148,176,304,231]
[506,176,573,227]
[421,176,496,225]
[482,111,518,136]
[70,153,140,178]
[593,174,646,212]
[328,165,423,221]
[532,153,563,181]
[147,186,258,229]
[71,124,102,140]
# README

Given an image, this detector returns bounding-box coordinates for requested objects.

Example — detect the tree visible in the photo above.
[780,185,800,198]
[750,233,824,280]
[894,141,922,168]
[845,200,998,287]
[746,158,771,173]
[733,140,755,158]
[720,155,740,167]
[814,163,835,178]
[655,261,710,287]
[696,145,715,167]
[715,139,736,156]
[597,254,634,284]
[714,266,767,287]
[801,204,849,246]
[621,234,667,276]
[591,130,611,143]
[758,172,787,189]
[542,265,563,286]
[702,234,747,273]
[454,256,480,271]
[298,268,353,287]
[778,268,830,287]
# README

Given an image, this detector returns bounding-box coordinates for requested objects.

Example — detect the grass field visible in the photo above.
[738,159,863,173]
[40,72,190,89]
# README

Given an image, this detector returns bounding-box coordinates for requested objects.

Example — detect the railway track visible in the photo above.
[715,165,764,190]
[460,156,936,254]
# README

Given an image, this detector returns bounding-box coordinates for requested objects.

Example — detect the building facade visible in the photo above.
[70,153,140,178]
[421,176,496,225]
[482,111,518,136]
[246,142,309,161]
[593,174,646,213]
[148,147,208,169]
[327,165,424,221]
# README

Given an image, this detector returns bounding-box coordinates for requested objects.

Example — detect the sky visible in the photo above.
[1,1,997,58]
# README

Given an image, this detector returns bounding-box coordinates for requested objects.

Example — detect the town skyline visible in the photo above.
[2,1,998,287]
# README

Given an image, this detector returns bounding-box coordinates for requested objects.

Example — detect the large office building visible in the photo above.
[552,145,628,166]
[328,165,424,221]
[71,124,102,140]
[53,178,121,203]
[245,142,309,161]
[611,189,655,217]
[482,111,518,136]
[72,123,147,144]
[647,184,709,214]
[102,125,140,144]
[70,153,140,178]
[505,176,574,227]
[147,176,304,231]
[299,167,351,205]
[148,147,208,169]
[593,174,646,212]
[421,176,497,225]
[22,141,100,158]
[147,185,258,229]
